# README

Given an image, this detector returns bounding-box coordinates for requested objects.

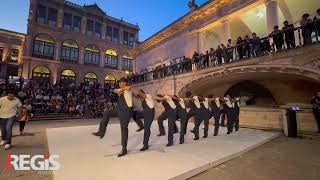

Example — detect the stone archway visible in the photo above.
[224,81,277,107]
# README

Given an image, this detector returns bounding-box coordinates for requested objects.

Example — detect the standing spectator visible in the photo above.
[226,39,234,63]
[236,36,244,60]
[282,20,296,49]
[221,44,228,64]
[204,51,209,68]
[0,90,22,150]
[251,33,261,57]
[269,25,284,51]
[18,106,29,135]
[192,51,199,70]
[311,92,320,133]
[215,45,222,65]
[300,13,313,45]
[244,35,251,58]
[313,9,320,39]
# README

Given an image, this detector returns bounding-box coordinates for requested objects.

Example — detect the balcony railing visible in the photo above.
[32,53,54,60]
[126,22,320,85]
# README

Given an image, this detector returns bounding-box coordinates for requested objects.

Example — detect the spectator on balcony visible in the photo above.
[251,33,261,57]
[215,45,222,65]
[313,9,320,39]
[221,44,228,64]
[282,20,296,49]
[199,53,204,69]
[300,13,313,45]
[269,25,284,51]
[203,51,209,68]
[236,36,244,60]
[209,48,215,66]
[244,35,251,58]
[192,51,200,70]
[226,39,234,63]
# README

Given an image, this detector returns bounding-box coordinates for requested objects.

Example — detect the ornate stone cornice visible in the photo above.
[134,0,233,56]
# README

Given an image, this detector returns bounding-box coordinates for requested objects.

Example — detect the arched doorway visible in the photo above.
[32,66,51,83]
[61,69,76,84]
[84,72,97,83]
[104,75,116,83]
[224,81,277,107]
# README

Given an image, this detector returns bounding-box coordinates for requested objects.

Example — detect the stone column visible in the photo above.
[118,53,122,70]
[79,47,85,64]
[102,22,106,40]
[266,0,278,33]
[119,28,123,44]
[81,16,87,35]
[99,51,104,68]
[24,36,32,57]
[57,8,64,29]
[54,44,60,61]
[220,19,231,44]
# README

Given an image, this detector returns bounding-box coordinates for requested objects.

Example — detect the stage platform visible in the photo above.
[46,121,279,180]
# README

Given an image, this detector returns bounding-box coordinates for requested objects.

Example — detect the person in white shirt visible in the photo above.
[208,95,223,136]
[136,90,155,151]
[154,94,177,147]
[171,95,188,144]
[0,90,22,150]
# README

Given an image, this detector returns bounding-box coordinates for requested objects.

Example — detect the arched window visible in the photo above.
[84,45,100,65]
[104,49,118,68]
[32,34,55,60]
[122,54,133,71]
[61,40,79,63]
[84,72,97,82]
[32,66,51,79]
[61,69,76,81]
[105,74,116,82]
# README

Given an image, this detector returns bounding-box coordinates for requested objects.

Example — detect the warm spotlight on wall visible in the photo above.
[256,11,264,18]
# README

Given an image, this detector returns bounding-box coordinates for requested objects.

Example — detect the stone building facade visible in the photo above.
[22,0,139,85]
[0,29,25,80]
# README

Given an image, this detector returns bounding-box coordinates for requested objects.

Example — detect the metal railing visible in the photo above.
[127,22,320,85]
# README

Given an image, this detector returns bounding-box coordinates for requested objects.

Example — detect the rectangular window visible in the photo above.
[129,33,135,47]
[73,16,81,32]
[86,19,94,36]
[106,26,113,42]
[113,28,119,43]
[36,4,46,24]
[48,8,57,27]
[95,22,101,38]
[122,58,133,71]
[63,13,72,31]
[10,49,19,63]
[0,47,3,61]
[123,31,129,45]
[84,51,99,65]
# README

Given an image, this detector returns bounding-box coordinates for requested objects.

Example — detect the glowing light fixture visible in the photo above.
[256,11,264,18]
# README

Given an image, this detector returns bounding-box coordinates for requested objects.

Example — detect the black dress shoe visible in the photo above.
[213,134,218,136]
[92,132,103,139]
[157,134,165,137]
[227,132,231,134]
[117,149,127,157]
[190,130,195,133]
[203,135,208,138]
[194,137,199,140]
[136,127,144,132]
[179,139,184,144]
[140,146,149,151]
[166,143,173,147]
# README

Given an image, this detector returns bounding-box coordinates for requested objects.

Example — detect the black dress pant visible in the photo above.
[202,110,211,137]
[132,110,145,129]
[143,109,155,147]
[226,108,234,133]
[312,108,320,132]
[177,110,188,141]
[19,121,26,132]
[234,108,240,131]
[157,111,178,135]
[118,107,133,151]
[212,111,221,136]
[98,109,118,138]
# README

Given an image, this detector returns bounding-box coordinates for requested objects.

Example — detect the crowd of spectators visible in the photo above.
[127,10,320,84]
[0,80,119,118]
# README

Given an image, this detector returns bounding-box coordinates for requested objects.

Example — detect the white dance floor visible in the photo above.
[46,121,279,180]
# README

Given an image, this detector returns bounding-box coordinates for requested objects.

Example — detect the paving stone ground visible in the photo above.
[0,118,320,180]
